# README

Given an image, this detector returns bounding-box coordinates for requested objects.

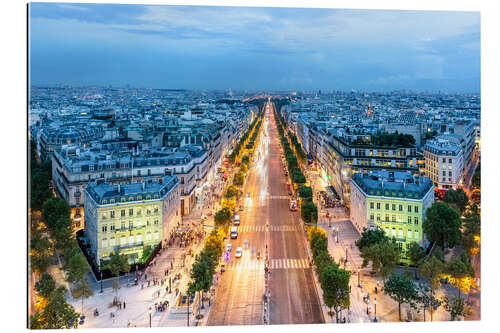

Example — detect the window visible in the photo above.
[120,236,126,245]
[147,209,151,215]
[392,204,396,211]
[414,216,419,225]
[102,238,108,247]
[442,158,446,163]
[129,208,133,216]
[121,209,126,217]
[146,233,152,241]
[398,229,403,237]
[102,225,107,233]
[449,171,452,176]
[443,171,446,176]
[136,234,142,243]
[408,205,412,213]
[392,228,396,237]
[385,228,389,235]
[376,214,380,221]
[101,213,107,220]
[129,235,134,244]
[110,237,116,246]
[154,219,159,225]
[414,206,419,213]
[392,215,396,222]
[376,202,380,210]
[449,158,452,163]
[121,222,126,230]
[154,207,159,214]
[154,232,159,240]
[137,209,142,216]
[110,211,115,218]
[147,220,150,226]
[370,202,374,209]
[414,230,420,239]
[385,214,389,222]
[129,222,133,230]
[408,230,413,238]
[399,204,403,211]
[385,203,389,210]
[369,214,374,221]
[110,224,115,231]
[408,216,412,224]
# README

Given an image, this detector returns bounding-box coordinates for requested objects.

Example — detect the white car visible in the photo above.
[235,247,243,258]
[226,243,232,252]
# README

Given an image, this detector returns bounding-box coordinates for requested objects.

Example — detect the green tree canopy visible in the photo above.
[224,185,240,198]
[355,227,389,251]
[298,186,313,201]
[383,274,418,321]
[301,200,318,224]
[30,286,78,329]
[35,272,56,299]
[320,264,350,322]
[214,208,232,226]
[233,171,245,186]
[443,188,469,215]
[108,252,130,277]
[42,198,71,231]
[71,277,94,315]
[30,231,53,275]
[30,168,52,211]
[360,240,400,281]
[407,242,426,267]
[65,252,89,284]
[241,155,250,165]
[442,295,469,321]
[423,202,462,251]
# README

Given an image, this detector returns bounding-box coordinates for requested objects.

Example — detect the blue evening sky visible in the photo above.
[29,2,480,92]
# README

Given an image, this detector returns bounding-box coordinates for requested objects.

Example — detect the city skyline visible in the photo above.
[29,3,480,93]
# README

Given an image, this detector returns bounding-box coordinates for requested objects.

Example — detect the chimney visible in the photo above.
[117,183,121,193]
[142,181,146,190]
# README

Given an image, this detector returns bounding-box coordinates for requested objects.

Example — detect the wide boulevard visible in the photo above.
[207,102,324,326]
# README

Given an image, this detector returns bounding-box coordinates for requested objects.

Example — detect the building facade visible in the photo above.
[423,134,464,190]
[350,170,434,254]
[84,175,181,265]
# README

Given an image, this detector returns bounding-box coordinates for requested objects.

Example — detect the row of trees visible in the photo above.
[228,109,264,164]
[370,131,416,147]
[308,228,350,322]
[187,109,265,316]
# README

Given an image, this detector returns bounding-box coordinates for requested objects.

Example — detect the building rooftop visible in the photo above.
[85,175,179,205]
[351,170,433,200]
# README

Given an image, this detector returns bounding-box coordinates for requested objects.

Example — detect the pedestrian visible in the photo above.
[123,301,126,309]
[148,280,150,287]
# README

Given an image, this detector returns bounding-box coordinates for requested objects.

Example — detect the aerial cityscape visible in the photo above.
[28,2,481,329]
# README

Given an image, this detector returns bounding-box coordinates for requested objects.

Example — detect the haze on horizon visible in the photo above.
[29,3,480,93]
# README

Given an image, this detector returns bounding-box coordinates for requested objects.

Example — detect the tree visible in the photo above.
[71,277,94,315]
[423,202,462,251]
[35,273,56,299]
[298,185,313,201]
[65,252,89,284]
[320,264,350,322]
[31,286,78,329]
[407,242,426,268]
[42,198,71,231]
[442,295,469,321]
[224,185,239,198]
[214,208,231,226]
[360,240,400,281]
[471,163,480,189]
[383,274,418,321]
[52,218,75,252]
[355,227,389,251]
[301,200,318,225]
[241,155,250,165]
[443,189,469,215]
[30,231,53,276]
[30,168,52,211]
[292,170,306,184]
[233,171,244,186]
[108,252,130,298]
[444,252,476,299]
[419,256,445,321]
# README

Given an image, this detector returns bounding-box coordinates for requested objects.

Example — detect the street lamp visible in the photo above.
[99,260,103,293]
[374,298,378,322]
[149,307,152,328]
[357,269,360,287]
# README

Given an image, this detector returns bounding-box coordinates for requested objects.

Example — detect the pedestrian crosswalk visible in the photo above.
[227,258,310,270]
[268,195,290,200]
[237,225,298,232]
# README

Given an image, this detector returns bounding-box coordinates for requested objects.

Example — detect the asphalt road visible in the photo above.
[207,102,324,326]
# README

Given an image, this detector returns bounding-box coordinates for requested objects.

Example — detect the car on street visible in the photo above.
[226,243,232,252]
[220,263,226,273]
[247,192,251,198]
[233,215,240,225]
[235,247,243,258]
[230,226,238,239]
[239,205,244,211]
